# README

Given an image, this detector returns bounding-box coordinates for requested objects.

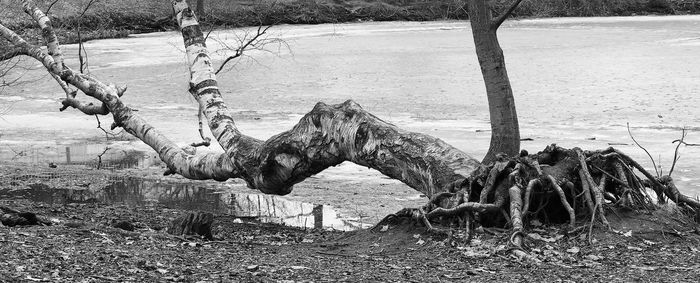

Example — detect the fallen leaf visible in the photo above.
[416,239,425,245]
[528,233,563,243]
[584,255,602,261]
[566,247,580,254]
[631,265,658,271]
[474,268,495,274]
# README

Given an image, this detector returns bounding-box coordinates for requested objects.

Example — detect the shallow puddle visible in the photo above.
[0,143,158,170]
[0,177,367,231]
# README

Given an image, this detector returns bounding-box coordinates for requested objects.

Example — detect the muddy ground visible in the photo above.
[1,165,700,282]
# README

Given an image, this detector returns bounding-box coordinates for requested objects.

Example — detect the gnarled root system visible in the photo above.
[384,144,700,262]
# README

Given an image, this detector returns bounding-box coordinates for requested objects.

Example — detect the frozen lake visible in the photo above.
[2,16,699,195]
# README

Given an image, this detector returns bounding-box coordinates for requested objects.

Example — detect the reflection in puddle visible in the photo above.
[0,177,366,231]
[0,143,159,170]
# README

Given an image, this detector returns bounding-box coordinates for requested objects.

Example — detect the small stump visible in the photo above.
[167,211,214,240]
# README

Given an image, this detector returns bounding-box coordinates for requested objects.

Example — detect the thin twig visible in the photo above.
[493,0,524,29]
[95,115,122,138]
[45,0,61,15]
[627,122,659,177]
[214,25,273,75]
[77,0,99,74]
[669,128,687,176]
[96,147,109,169]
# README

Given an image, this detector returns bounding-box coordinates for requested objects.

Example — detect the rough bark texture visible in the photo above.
[1,0,480,199]
[3,0,700,263]
[467,0,520,164]
[171,1,480,197]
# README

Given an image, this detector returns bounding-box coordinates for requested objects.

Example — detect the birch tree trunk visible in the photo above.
[4,1,700,247]
[0,0,481,199]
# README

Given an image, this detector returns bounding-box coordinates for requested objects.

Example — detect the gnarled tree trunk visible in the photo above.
[2,2,698,253]
[0,0,480,199]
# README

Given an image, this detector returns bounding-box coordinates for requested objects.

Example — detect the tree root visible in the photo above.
[4,0,697,264]
[546,175,575,228]
[384,144,698,263]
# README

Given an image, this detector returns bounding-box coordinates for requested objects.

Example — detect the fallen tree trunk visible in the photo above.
[1,0,480,198]
[1,2,697,253]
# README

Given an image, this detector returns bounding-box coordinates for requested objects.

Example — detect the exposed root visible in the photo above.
[660,176,700,210]
[390,144,698,263]
[508,185,523,234]
[576,148,610,227]
[546,175,575,228]
[521,179,538,219]
[578,169,596,216]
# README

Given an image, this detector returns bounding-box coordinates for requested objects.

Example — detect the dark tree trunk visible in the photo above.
[467,0,520,164]
[196,0,205,22]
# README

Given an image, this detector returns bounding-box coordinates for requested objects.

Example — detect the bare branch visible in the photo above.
[20,0,76,99]
[627,122,659,177]
[190,105,211,147]
[672,139,699,147]
[0,54,25,90]
[76,0,99,74]
[45,0,61,15]
[0,48,28,61]
[493,0,524,29]
[23,0,65,71]
[214,25,274,75]
[96,146,110,169]
[60,97,109,115]
[669,128,688,176]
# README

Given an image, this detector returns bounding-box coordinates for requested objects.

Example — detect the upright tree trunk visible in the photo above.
[196,0,205,22]
[467,0,520,164]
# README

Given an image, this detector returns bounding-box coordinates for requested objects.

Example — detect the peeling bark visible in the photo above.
[171,1,480,196]
[1,0,481,198]
[3,0,699,264]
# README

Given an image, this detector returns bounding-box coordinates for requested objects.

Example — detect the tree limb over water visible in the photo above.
[1,0,698,262]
